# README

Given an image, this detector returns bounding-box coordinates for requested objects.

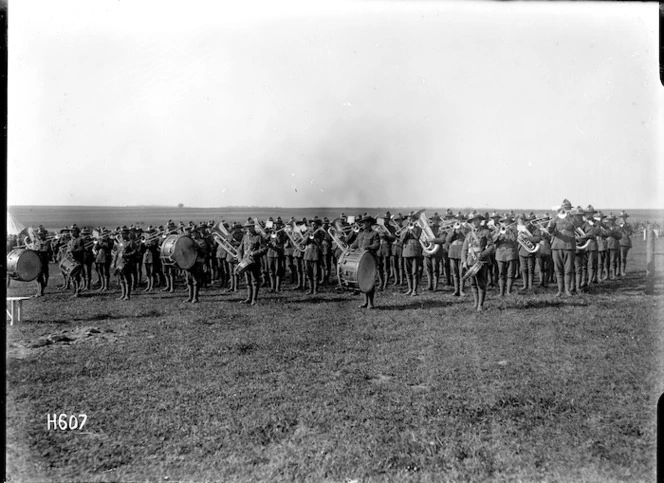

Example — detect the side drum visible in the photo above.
[160,235,196,270]
[7,249,43,282]
[59,256,82,279]
[337,249,377,293]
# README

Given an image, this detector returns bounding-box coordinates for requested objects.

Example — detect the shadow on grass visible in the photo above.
[374,300,454,311]
[27,309,164,325]
[501,299,591,310]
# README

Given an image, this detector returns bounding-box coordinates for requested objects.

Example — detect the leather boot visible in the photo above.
[527,273,533,291]
[555,276,564,297]
[477,289,486,312]
[367,291,375,309]
[471,287,479,309]
[359,293,368,308]
[118,280,126,300]
[192,285,200,303]
[459,277,465,297]
[251,283,259,305]
[269,274,276,293]
[519,271,528,291]
[404,276,413,295]
[412,277,419,296]
[498,279,506,297]
[452,277,460,296]
[243,284,253,304]
[104,276,110,291]
[312,279,318,295]
[276,276,281,293]
[506,278,513,295]
[185,284,193,303]
[564,275,574,297]
[621,261,627,277]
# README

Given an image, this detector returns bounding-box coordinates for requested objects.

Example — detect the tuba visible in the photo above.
[575,226,591,250]
[210,221,240,260]
[516,225,539,254]
[327,218,351,254]
[414,210,440,255]
[285,223,308,253]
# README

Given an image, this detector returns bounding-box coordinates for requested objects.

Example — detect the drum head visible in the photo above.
[356,250,377,293]
[8,249,42,282]
[173,235,197,270]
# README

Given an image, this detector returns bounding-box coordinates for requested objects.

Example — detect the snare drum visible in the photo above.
[7,249,43,282]
[160,234,197,270]
[337,249,377,293]
[234,255,255,276]
[59,255,82,279]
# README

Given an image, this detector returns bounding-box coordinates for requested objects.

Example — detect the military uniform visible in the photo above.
[93,230,113,291]
[400,213,423,296]
[492,214,519,297]
[303,219,325,295]
[184,228,208,303]
[443,214,467,297]
[390,214,405,286]
[161,222,178,293]
[618,211,633,277]
[423,213,443,292]
[570,207,592,292]
[350,217,380,309]
[375,213,394,291]
[461,211,495,312]
[604,214,623,280]
[142,230,160,292]
[32,230,52,296]
[547,199,576,296]
[267,222,287,292]
[535,221,553,287]
[67,226,86,297]
[238,219,267,305]
[113,228,138,300]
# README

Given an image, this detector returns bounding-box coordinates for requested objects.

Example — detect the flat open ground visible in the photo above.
[6,228,664,481]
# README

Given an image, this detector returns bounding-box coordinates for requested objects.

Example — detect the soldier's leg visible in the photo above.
[620,246,629,276]
[470,275,479,309]
[403,257,413,295]
[367,288,375,309]
[564,250,575,296]
[243,272,253,303]
[411,258,420,296]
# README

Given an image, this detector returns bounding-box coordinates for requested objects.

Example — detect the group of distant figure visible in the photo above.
[5,200,652,311]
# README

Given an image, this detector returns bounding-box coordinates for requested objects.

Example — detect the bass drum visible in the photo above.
[337,249,377,293]
[7,249,42,282]
[160,234,196,270]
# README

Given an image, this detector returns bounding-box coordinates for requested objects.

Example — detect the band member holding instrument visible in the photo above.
[162,221,178,292]
[618,210,633,277]
[547,199,576,297]
[267,217,287,293]
[594,211,609,282]
[440,209,455,288]
[113,226,138,301]
[293,218,307,290]
[321,217,334,286]
[461,211,495,312]
[424,213,442,292]
[516,214,540,292]
[79,227,95,291]
[492,213,519,297]
[486,212,502,287]
[350,215,380,309]
[67,225,86,297]
[32,227,52,297]
[184,226,208,303]
[238,218,267,305]
[443,212,467,297]
[391,213,405,286]
[375,212,395,291]
[604,213,622,280]
[131,227,144,290]
[284,217,297,285]
[571,206,591,293]
[534,215,553,287]
[581,205,600,287]
[142,227,160,292]
[303,217,324,295]
[400,212,423,296]
[227,222,244,292]
[94,228,113,291]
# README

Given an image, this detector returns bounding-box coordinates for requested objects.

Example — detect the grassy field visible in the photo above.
[6,213,664,481]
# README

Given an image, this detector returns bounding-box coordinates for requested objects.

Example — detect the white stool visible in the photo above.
[6,297,31,325]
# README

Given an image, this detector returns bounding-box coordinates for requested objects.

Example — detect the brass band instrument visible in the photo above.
[210,222,240,260]
[516,225,539,254]
[372,217,394,237]
[285,223,308,253]
[575,226,591,250]
[327,218,351,255]
[414,210,440,255]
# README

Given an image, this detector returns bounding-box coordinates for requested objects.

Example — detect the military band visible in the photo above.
[7,200,645,312]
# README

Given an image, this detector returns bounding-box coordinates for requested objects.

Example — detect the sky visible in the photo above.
[7,0,663,209]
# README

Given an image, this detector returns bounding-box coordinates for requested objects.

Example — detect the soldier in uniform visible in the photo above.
[485,212,502,287]
[320,217,334,286]
[79,227,95,291]
[571,206,592,293]
[492,213,519,297]
[267,217,287,293]
[534,215,553,287]
[547,199,576,297]
[113,226,138,301]
[350,215,380,309]
[595,211,609,282]
[390,213,405,286]
[400,212,423,296]
[93,228,113,291]
[161,221,178,293]
[375,212,395,291]
[423,212,442,292]
[184,226,208,303]
[284,217,297,285]
[440,209,455,288]
[444,212,468,297]
[142,227,160,292]
[292,218,307,290]
[67,225,86,297]
[461,211,495,312]
[237,218,267,305]
[582,206,599,286]
[227,222,244,292]
[618,211,633,277]
[31,226,52,297]
[303,217,324,295]
[604,213,623,280]
[516,214,540,292]
[131,227,144,290]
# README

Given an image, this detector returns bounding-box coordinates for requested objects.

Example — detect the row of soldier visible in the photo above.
[10,201,634,311]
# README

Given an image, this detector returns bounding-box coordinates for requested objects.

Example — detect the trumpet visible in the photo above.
[414,210,440,255]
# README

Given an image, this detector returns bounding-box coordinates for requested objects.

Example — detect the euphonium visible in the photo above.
[327,219,350,255]
[575,226,591,250]
[210,222,240,260]
[516,225,539,254]
[414,210,440,255]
